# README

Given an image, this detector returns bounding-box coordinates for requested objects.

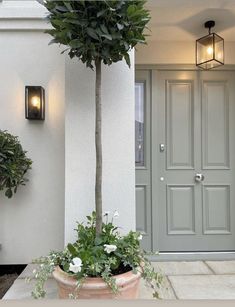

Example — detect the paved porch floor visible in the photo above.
[3,261,235,300]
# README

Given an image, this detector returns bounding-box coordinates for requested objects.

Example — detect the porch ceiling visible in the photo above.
[146,0,235,42]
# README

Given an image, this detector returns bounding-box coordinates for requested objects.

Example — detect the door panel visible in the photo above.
[202,81,229,169]
[166,81,194,169]
[202,185,231,235]
[167,185,195,235]
[150,70,235,252]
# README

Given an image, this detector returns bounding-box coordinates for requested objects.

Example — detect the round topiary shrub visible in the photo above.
[0,130,32,199]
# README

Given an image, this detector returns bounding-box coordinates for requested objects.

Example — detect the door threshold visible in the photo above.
[148,251,235,262]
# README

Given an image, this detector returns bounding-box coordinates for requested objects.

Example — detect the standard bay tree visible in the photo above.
[42,0,150,237]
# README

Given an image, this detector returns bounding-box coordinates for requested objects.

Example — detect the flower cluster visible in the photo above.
[29,211,163,299]
[69,257,82,273]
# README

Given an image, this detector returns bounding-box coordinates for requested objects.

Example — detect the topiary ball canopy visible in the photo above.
[43,0,150,68]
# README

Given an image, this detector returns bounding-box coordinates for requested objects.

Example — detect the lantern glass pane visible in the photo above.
[197,34,214,64]
[214,33,224,63]
[25,86,45,120]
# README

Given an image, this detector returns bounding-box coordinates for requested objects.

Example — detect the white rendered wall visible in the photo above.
[65,52,136,244]
[136,41,235,65]
[0,32,65,264]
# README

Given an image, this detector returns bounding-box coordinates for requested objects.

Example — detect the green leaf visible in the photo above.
[100,24,108,34]
[67,243,77,257]
[5,188,13,198]
[51,19,63,27]
[48,39,58,46]
[55,5,68,13]
[97,10,106,18]
[124,41,130,51]
[64,19,84,26]
[100,34,112,41]
[94,237,102,246]
[124,53,131,67]
[117,23,124,30]
[87,28,100,40]
[69,39,83,48]
[127,5,136,16]
[64,2,73,11]
[63,263,70,272]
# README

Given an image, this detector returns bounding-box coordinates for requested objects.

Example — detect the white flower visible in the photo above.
[138,234,143,241]
[69,257,83,274]
[104,244,117,254]
[103,211,110,216]
[33,269,37,274]
[113,211,119,218]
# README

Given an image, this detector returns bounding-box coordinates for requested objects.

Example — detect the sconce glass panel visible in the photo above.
[196,33,224,70]
[25,86,45,120]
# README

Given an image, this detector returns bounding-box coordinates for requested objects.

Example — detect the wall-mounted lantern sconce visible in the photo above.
[196,20,224,70]
[25,86,45,120]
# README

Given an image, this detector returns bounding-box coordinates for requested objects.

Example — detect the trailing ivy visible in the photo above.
[0,130,32,198]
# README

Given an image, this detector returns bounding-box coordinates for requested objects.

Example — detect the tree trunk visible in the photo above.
[95,59,102,236]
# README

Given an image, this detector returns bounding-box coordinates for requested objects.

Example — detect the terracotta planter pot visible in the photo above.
[52,266,141,299]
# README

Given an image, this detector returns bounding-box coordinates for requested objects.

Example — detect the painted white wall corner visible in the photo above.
[65,50,136,244]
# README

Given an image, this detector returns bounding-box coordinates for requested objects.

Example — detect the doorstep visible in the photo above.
[2,261,235,300]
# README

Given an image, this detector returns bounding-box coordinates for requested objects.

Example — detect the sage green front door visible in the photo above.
[135,69,235,252]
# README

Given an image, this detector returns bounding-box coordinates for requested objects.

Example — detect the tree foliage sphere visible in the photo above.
[43,0,150,68]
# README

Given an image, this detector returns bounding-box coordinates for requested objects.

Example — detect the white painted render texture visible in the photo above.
[0,32,65,264]
[64,52,136,244]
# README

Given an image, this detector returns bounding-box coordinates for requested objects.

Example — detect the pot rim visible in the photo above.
[53,265,141,289]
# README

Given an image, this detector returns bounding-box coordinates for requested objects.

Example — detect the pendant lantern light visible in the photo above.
[196,20,224,70]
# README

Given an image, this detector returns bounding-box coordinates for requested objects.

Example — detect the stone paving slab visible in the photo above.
[205,261,235,275]
[152,261,213,276]
[140,276,176,300]
[3,278,58,300]
[168,275,235,299]
[18,264,40,279]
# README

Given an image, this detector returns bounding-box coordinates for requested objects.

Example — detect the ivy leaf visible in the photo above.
[117,23,124,30]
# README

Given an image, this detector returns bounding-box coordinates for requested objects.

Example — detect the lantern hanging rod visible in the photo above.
[205,20,215,35]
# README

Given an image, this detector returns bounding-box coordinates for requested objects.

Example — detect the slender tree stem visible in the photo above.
[95,58,102,236]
